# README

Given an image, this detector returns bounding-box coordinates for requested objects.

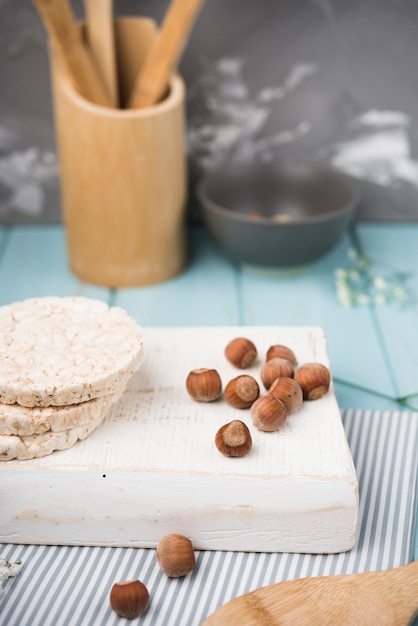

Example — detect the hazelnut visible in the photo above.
[109,580,149,619]
[266,344,297,365]
[215,420,252,457]
[260,357,294,389]
[225,337,257,369]
[269,377,303,412]
[186,368,222,402]
[294,362,331,400]
[157,533,195,577]
[250,394,288,432]
[224,375,260,409]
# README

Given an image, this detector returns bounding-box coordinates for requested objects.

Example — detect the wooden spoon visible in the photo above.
[84,0,118,107]
[128,0,206,109]
[202,561,418,626]
[32,0,112,107]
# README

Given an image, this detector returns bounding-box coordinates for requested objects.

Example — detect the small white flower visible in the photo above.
[348,269,361,281]
[357,293,370,305]
[0,556,22,581]
[335,277,349,293]
[374,293,386,305]
[337,285,353,307]
[392,286,407,301]
[357,256,369,269]
[7,563,21,577]
[335,248,415,309]
[373,276,386,290]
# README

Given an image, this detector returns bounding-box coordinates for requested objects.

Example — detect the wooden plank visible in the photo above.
[356,224,418,404]
[237,232,396,411]
[0,327,358,554]
[0,226,110,305]
[115,227,241,325]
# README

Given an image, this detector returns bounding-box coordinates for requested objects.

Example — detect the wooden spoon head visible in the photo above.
[202,562,418,626]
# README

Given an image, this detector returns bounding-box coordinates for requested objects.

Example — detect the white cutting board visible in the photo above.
[0,327,358,553]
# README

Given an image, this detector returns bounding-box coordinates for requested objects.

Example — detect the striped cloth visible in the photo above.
[1,409,417,626]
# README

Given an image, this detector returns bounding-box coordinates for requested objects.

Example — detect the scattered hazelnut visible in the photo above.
[109,580,149,620]
[266,344,297,366]
[156,534,196,577]
[269,377,303,412]
[260,357,294,389]
[225,337,257,369]
[250,394,288,432]
[294,362,331,400]
[186,368,222,402]
[224,375,260,409]
[215,420,253,457]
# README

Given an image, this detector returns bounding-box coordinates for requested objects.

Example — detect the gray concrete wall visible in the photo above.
[1,0,418,223]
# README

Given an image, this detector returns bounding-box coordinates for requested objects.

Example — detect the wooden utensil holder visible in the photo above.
[50,18,187,287]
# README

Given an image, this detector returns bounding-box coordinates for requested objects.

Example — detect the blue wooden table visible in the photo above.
[0,222,417,623]
[1,223,417,417]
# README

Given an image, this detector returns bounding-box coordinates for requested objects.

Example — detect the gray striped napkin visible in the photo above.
[1,409,417,626]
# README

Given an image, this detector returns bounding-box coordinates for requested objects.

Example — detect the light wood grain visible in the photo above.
[114,17,157,108]
[128,0,206,108]
[32,0,112,107]
[51,18,187,287]
[0,327,358,553]
[84,0,118,107]
[202,561,418,625]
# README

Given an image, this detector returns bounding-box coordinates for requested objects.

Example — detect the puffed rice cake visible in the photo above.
[0,296,143,407]
[0,409,108,461]
[0,388,124,437]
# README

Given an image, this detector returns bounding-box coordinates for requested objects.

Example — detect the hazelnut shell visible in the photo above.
[260,357,294,389]
[215,420,253,457]
[269,377,303,412]
[186,368,222,402]
[266,344,297,365]
[225,337,257,369]
[157,534,196,577]
[109,580,149,619]
[250,394,288,432]
[224,375,260,409]
[294,362,331,400]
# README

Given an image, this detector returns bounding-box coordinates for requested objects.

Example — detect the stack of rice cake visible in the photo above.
[0,297,143,461]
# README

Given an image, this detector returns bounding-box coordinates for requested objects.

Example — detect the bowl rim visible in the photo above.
[197,166,359,226]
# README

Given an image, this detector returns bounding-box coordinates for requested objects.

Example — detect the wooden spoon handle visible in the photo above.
[128,0,206,109]
[32,0,112,107]
[202,561,418,626]
[84,0,118,107]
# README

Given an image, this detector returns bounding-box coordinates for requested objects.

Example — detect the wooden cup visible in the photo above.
[50,18,187,287]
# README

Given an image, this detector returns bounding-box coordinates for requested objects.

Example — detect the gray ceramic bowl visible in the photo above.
[197,164,358,268]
